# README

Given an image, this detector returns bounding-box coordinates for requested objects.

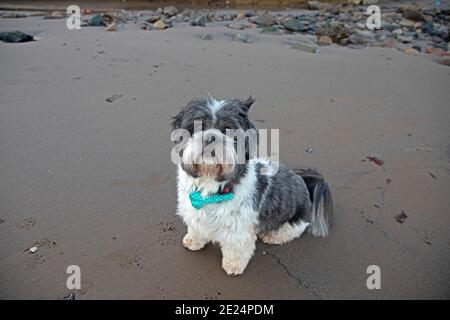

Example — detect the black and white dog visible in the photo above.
[170,96,333,276]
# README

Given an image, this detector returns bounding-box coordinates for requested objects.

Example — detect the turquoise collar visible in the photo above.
[189,190,234,210]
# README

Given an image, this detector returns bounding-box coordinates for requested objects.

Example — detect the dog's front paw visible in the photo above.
[182,233,206,251]
[222,258,248,276]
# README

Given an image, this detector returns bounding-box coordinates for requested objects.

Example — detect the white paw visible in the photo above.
[182,233,206,251]
[259,232,284,245]
[222,258,248,276]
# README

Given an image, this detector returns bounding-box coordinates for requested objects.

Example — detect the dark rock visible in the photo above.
[0,31,34,43]
[64,292,76,300]
[252,13,276,27]
[422,21,440,37]
[394,211,408,224]
[146,14,161,23]
[402,8,422,22]
[89,14,104,26]
[281,17,307,32]
[191,15,207,27]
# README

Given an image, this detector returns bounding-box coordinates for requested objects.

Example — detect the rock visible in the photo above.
[146,14,161,23]
[397,35,413,43]
[64,292,76,300]
[105,94,123,103]
[106,22,117,31]
[227,23,245,30]
[163,6,178,17]
[307,1,331,11]
[281,17,307,32]
[191,15,206,27]
[291,40,318,53]
[436,58,450,67]
[399,19,415,28]
[236,11,246,20]
[260,26,281,34]
[362,0,379,4]
[0,31,34,43]
[153,20,167,30]
[102,14,114,25]
[316,22,350,44]
[403,47,420,55]
[233,33,257,44]
[348,34,370,46]
[89,14,104,26]
[252,13,276,27]
[29,246,38,254]
[421,21,440,37]
[425,47,446,55]
[402,8,422,22]
[392,29,403,35]
[317,35,332,46]
[381,22,398,32]
[394,211,408,224]
[3,12,28,18]
[200,33,213,41]
[44,11,64,19]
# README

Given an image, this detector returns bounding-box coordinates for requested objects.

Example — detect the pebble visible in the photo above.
[291,40,318,54]
[29,246,38,254]
[106,22,117,32]
[200,34,213,41]
[318,35,332,46]
[163,6,178,17]
[404,47,420,56]
[153,20,168,30]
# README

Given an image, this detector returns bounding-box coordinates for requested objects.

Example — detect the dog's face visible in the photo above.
[171,96,257,181]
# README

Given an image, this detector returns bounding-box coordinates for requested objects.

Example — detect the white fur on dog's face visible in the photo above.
[181,128,237,181]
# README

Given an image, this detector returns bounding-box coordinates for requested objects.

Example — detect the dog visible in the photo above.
[170,95,333,276]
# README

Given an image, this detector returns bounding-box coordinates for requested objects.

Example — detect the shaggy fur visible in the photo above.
[171,96,333,275]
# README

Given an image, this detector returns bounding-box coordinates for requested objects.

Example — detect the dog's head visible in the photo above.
[171,96,257,182]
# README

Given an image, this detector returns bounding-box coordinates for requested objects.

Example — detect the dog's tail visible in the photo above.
[294,168,333,237]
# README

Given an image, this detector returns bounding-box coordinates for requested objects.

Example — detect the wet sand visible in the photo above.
[0,12,449,299]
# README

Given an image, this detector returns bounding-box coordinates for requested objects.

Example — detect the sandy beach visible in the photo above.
[0,2,449,299]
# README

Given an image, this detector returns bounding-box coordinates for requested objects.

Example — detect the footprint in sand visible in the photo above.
[17,217,36,230]
[158,221,179,247]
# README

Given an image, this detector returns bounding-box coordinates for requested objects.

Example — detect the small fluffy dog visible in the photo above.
[170,96,333,276]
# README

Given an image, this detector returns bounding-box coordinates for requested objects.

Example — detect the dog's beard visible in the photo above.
[182,129,237,181]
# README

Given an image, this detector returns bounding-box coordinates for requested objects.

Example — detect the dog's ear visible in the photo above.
[170,108,184,131]
[241,95,255,111]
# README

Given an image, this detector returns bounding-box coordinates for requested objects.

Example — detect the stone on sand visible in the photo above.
[318,35,332,46]
[281,17,307,32]
[0,31,34,43]
[252,13,276,27]
[163,6,178,17]
[404,47,420,56]
[153,20,168,30]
